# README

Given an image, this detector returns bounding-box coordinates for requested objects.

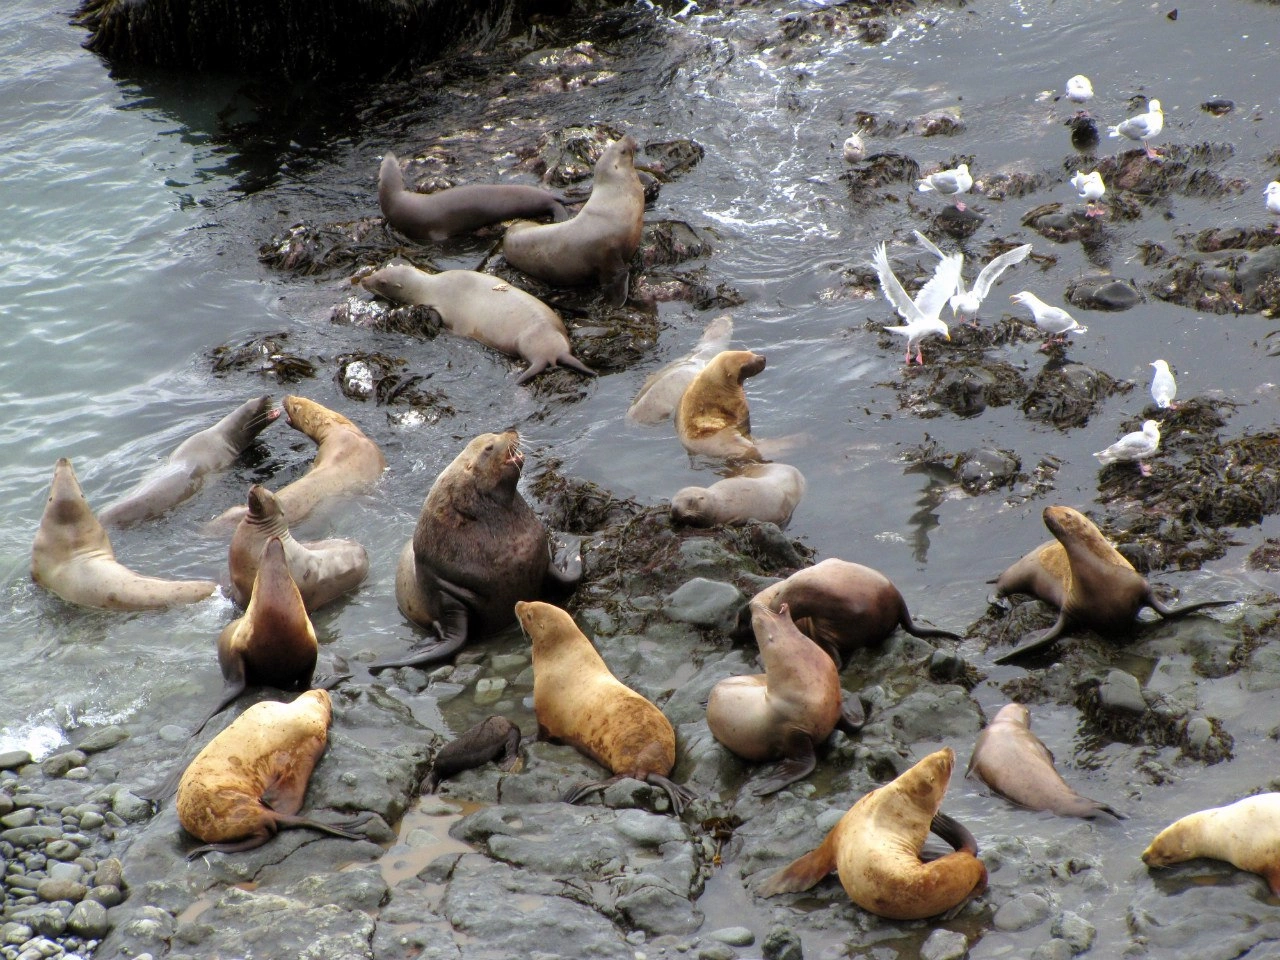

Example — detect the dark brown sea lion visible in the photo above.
[423,716,523,793]
[748,558,960,667]
[758,748,987,920]
[361,264,594,384]
[98,396,278,527]
[967,703,1123,819]
[994,505,1234,664]
[501,135,645,306]
[31,458,217,611]
[374,431,580,670]
[707,601,862,795]
[176,689,370,858]
[227,484,368,611]
[675,349,767,462]
[1143,794,1280,893]
[378,151,566,242]
[517,599,692,815]
[671,462,806,528]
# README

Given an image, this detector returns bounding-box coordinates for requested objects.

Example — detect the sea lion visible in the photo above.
[31,458,217,611]
[1142,794,1280,893]
[378,150,567,242]
[176,689,370,858]
[748,558,961,667]
[423,715,523,793]
[208,395,386,530]
[227,484,369,611]
[993,505,1234,664]
[671,462,806,528]
[501,135,645,306]
[758,747,987,920]
[675,349,767,462]
[374,431,579,670]
[361,264,594,384]
[966,703,1123,819]
[707,601,862,795]
[626,314,734,425]
[516,599,693,815]
[98,396,278,526]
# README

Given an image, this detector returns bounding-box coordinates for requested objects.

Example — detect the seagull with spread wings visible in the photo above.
[871,241,962,365]
[914,231,1034,327]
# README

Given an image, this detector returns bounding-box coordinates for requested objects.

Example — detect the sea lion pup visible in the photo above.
[1142,794,1280,893]
[675,349,767,462]
[423,716,523,793]
[98,395,278,527]
[627,314,734,425]
[227,484,369,611]
[177,689,371,858]
[501,135,645,306]
[707,601,863,795]
[378,151,566,243]
[993,505,1234,665]
[758,747,987,920]
[671,462,806,529]
[31,458,216,611]
[373,431,579,670]
[967,703,1123,819]
[208,395,386,530]
[516,599,693,815]
[361,263,594,384]
[747,559,960,667]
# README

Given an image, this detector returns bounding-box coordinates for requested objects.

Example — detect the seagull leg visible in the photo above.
[1143,140,1162,162]
[915,346,925,365]
[1085,203,1106,218]
[954,200,967,212]
[1139,462,1152,477]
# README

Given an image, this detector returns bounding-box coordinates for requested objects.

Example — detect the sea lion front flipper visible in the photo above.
[189,674,248,737]
[312,655,352,691]
[751,732,818,797]
[757,825,840,896]
[369,593,470,671]
[836,693,867,735]
[992,612,1069,665]
[929,810,979,854]
[185,830,273,860]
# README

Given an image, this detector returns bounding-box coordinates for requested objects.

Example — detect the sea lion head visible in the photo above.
[598,135,640,180]
[991,703,1031,728]
[361,262,423,302]
[1141,819,1197,868]
[670,487,713,526]
[245,484,282,523]
[43,458,93,528]
[282,395,357,440]
[515,599,575,655]
[897,746,956,809]
[720,350,767,384]
[224,396,279,446]
[462,430,523,493]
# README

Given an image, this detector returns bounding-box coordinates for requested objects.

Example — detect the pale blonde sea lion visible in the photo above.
[1143,794,1280,893]
[671,462,806,528]
[31,458,216,611]
[967,703,1122,819]
[502,135,645,306]
[994,505,1233,664]
[675,349,766,462]
[176,689,370,857]
[517,599,693,815]
[626,314,734,425]
[361,263,594,383]
[758,747,987,920]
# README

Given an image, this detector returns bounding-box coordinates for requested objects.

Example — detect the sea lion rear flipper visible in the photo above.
[899,600,963,642]
[752,733,818,797]
[836,693,867,736]
[993,613,1068,665]
[272,810,375,842]
[757,826,839,897]
[185,830,273,860]
[515,358,549,385]
[929,810,979,854]
[558,353,597,379]
[1145,591,1236,620]
[563,773,625,806]
[312,655,352,691]
[645,773,695,816]
[602,267,630,307]
[135,759,189,804]
[545,533,584,590]
[499,722,524,772]
[370,595,470,671]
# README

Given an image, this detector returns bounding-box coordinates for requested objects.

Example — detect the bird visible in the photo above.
[917,163,973,211]
[1108,99,1164,159]
[914,230,1033,327]
[843,133,867,163]
[1010,291,1087,346]
[1094,420,1161,476]
[1065,75,1093,115]
[1150,359,1177,410]
[871,241,962,365]
[1070,170,1106,218]
[1266,181,1280,233]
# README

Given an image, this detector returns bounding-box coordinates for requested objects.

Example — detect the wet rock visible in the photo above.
[0,750,32,770]
[1096,669,1147,714]
[842,152,920,200]
[875,686,983,743]
[209,332,318,383]
[955,447,1022,494]
[994,891,1053,931]
[643,139,705,179]
[40,750,86,778]
[664,578,744,630]
[933,203,983,240]
[36,878,87,903]
[912,108,964,137]
[638,220,713,268]
[1021,363,1128,429]
[1065,275,1142,311]
[1201,98,1234,116]
[921,928,969,960]
[761,924,803,960]
[523,123,626,186]
[1032,941,1075,960]
[1066,115,1099,149]
[1052,910,1096,952]
[706,926,754,946]
[76,726,128,753]
[1235,245,1280,310]
[111,789,153,823]
[66,898,109,939]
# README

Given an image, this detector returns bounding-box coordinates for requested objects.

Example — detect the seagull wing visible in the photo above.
[914,253,963,321]
[971,244,1032,300]
[913,229,946,260]
[872,242,923,323]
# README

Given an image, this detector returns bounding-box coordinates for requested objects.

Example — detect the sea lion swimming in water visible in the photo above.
[993,505,1234,664]
[671,462,806,529]
[626,314,734,425]
[675,349,766,462]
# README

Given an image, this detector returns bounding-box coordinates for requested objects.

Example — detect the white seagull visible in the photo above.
[1266,181,1280,233]
[871,241,962,365]
[1010,291,1087,346]
[1065,75,1093,115]
[1108,99,1164,159]
[1150,359,1177,410]
[1094,420,1161,475]
[843,133,867,163]
[917,163,973,211]
[914,230,1033,327]
[1070,170,1107,218]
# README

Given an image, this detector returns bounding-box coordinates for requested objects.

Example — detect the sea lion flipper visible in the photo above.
[272,810,374,842]
[898,599,962,641]
[645,773,695,816]
[1145,591,1235,620]
[602,267,630,307]
[185,831,273,860]
[546,533,584,589]
[836,693,867,735]
[189,676,248,737]
[499,723,524,772]
[515,358,549,385]
[563,773,625,805]
[992,613,1068,665]
[367,633,467,672]
[135,759,189,804]
[558,353,597,379]
[757,826,840,897]
[751,733,818,797]
[929,811,979,854]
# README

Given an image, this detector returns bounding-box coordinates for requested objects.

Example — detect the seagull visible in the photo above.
[1065,75,1093,116]
[917,163,973,211]
[914,230,1033,327]
[1266,181,1280,233]
[1010,291,1087,346]
[1094,420,1161,475]
[843,133,867,163]
[1150,359,1177,410]
[1070,170,1106,218]
[1108,99,1164,159]
[871,241,962,365]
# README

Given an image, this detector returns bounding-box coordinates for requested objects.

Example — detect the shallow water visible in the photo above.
[4,0,1280,955]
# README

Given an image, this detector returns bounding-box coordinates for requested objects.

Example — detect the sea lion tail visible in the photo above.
[757,826,839,897]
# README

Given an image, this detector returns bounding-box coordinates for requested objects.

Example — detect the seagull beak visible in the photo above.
[944,332,952,341]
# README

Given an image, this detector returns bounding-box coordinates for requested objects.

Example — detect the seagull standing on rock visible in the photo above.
[1150,359,1177,409]
[1070,170,1107,217]
[1094,420,1161,476]
[1010,291,1087,347]
[914,230,1033,327]
[1109,99,1164,159]
[871,241,962,365]
[1265,181,1280,233]
[1065,75,1093,116]
[917,163,973,211]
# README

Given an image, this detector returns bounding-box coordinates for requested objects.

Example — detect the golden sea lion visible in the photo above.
[675,349,766,462]
[967,703,1123,819]
[516,599,693,815]
[707,601,862,795]
[626,314,734,425]
[758,747,987,920]
[671,462,806,529]
[1143,794,1280,893]
[994,505,1234,664]
[176,689,370,858]
[31,458,216,611]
